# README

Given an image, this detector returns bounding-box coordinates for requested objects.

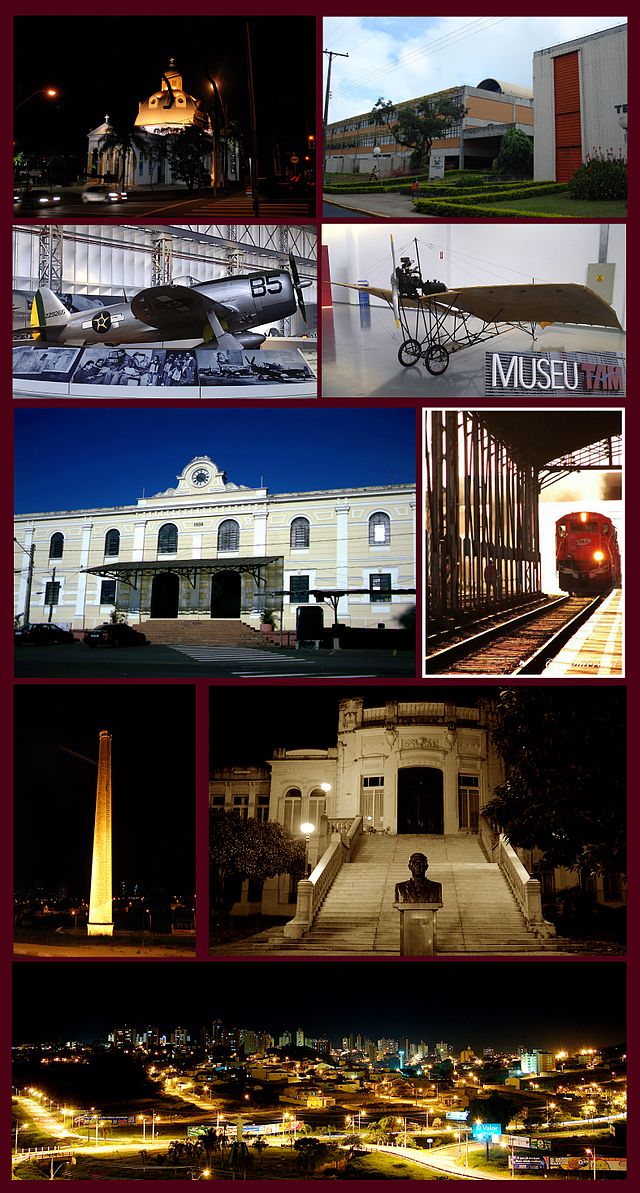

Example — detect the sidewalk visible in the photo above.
[323,191,429,217]
[368,1142,515,1180]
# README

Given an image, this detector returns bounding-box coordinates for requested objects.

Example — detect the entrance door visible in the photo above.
[211,571,241,618]
[397,767,444,834]
[150,571,179,618]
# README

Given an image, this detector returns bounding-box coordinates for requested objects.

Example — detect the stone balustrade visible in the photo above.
[283,815,363,939]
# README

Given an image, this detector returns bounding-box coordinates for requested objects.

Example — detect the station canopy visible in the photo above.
[475,411,622,471]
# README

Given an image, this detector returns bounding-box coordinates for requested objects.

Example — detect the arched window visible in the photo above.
[369,511,391,545]
[282,789,302,836]
[290,517,310,549]
[49,532,64,559]
[308,787,327,828]
[157,523,178,555]
[104,529,120,557]
[218,519,240,552]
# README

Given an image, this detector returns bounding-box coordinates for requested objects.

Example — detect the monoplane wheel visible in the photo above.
[425,344,449,375]
[397,339,422,367]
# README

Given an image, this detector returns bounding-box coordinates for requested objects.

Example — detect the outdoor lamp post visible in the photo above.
[15,87,59,111]
[300,822,315,876]
[586,1147,597,1180]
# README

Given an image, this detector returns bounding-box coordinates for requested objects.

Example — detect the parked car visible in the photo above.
[83,623,148,647]
[14,622,76,645]
[81,184,127,204]
[14,189,62,209]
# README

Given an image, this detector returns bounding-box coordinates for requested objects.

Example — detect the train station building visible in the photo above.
[13,455,415,637]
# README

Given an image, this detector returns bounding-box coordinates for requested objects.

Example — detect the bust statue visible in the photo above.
[395,852,442,904]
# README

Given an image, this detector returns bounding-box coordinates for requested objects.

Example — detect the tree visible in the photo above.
[485,689,625,880]
[166,126,213,190]
[495,128,533,179]
[98,125,147,188]
[467,1092,521,1132]
[294,1137,329,1175]
[210,811,306,922]
[372,95,467,173]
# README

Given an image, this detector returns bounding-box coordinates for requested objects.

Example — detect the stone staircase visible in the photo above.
[279,835,551,954]
[138,619,277,647]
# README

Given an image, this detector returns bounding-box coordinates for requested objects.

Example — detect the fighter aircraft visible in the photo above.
[14,254,311,350]
[335,237,623,375]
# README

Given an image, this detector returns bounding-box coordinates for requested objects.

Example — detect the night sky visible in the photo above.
[210,686,486,768]
[12,959,625,1050]
[14,686,195,895]
[14,409,416,515]
[14,16,315,163]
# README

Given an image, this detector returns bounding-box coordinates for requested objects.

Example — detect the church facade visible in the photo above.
[14,456,415,633]
[86,60,231,189]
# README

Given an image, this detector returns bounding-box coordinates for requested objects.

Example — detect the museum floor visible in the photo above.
[321,303,626,399]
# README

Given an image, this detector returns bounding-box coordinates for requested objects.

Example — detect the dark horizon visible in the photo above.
[14,686,195,894]
[12,960,626,1052]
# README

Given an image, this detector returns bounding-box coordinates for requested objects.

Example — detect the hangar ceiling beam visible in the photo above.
[160,224,316,269]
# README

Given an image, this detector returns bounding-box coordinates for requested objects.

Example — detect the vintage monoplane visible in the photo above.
[13,254,311,350]
[335,237,623,375]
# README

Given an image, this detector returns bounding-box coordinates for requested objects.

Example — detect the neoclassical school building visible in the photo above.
[14,456,415,633]
[210,697,624,921]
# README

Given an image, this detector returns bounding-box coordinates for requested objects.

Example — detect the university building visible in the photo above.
[14,456,415,635]
[325,79,533,176]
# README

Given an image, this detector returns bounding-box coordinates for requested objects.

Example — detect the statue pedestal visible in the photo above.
[393,902,443,955]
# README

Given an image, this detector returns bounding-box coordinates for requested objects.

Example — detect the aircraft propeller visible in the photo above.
[289,252,308,322]
[389,235,400,327]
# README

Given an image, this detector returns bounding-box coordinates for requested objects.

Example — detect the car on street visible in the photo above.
[83,623,148,647]
[14,189,62,209]
[14,622,76,645]
[81,184,128,204]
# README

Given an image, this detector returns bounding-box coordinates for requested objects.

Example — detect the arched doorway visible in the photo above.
[150,571,179,618]
[211,570,241,618]
[397,767,444,834]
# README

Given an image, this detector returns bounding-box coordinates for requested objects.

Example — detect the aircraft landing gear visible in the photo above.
[425,344,449,375]
[397,338,422,367]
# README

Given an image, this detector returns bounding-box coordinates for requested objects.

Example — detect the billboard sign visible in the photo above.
[472,1122,501,1141]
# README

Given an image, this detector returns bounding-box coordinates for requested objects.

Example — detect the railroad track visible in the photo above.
[425,595,601,675]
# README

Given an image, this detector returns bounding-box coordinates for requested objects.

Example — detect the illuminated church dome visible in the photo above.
[134,58,208,135]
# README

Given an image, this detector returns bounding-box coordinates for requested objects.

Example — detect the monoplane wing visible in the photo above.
[438,283,622,330]
[334,280,622,329]
[131,285,239,333]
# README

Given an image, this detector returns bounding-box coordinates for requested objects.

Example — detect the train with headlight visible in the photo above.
[556,511,621,593]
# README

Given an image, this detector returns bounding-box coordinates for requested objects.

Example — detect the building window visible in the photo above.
[283,789,302,835]
[158,523,178,554]
[256,795,270,823]
[49,532,64,559]
[369,512,391,545]
[290,517,310,549]
[290,576,310,604]
[369,574,391,602]
[232,794,249,820]
[104,529,120,557]
[308,788,327,827]
[218,519,240,552]
[44,581,60,606]
[458,775,479,830]
[100,580,117,604]
[210,795,226,809]
[361,776,384,829]
[603,872,622,901]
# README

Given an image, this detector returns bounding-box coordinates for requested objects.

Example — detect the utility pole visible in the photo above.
[323,49,349,173]
[14,538,35,625]
[246,21,260,218]
[47,567,56,623]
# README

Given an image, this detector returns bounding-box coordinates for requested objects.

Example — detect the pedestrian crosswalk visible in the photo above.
[169,644,315,675]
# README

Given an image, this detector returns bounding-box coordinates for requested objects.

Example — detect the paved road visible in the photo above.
[15,643,416,679]
[323,192,429,218]
[368,1142,512,1180]
[15,191,315,221]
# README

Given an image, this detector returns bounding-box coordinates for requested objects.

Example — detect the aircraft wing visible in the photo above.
[130,285,239,332]
[439,283,622,329]
[334,281,622,329]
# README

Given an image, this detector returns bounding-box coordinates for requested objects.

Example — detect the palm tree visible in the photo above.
[98,125,147,188]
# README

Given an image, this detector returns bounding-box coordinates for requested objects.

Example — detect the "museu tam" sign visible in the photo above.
[485,349,625,398]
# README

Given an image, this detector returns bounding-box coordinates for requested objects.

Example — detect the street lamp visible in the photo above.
[585,1147,597,1180]
[15,87,59,111]
[300,822,315,876]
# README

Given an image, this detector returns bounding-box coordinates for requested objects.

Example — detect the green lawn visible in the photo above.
[485,194,627,216]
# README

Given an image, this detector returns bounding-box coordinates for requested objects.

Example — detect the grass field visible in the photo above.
[484,195,627,217]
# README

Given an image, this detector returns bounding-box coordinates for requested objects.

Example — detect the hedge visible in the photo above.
[412,198,568,218]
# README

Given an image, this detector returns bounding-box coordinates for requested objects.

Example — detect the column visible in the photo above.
[334,502,350,620]
[87,730,114,936]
